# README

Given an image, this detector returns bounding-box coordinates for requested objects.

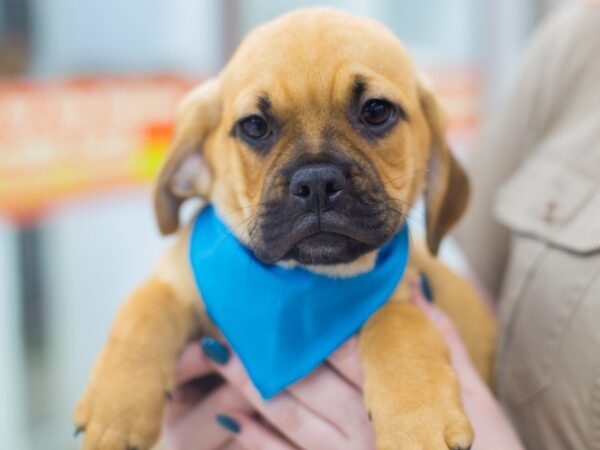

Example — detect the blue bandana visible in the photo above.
[189,206,410,399]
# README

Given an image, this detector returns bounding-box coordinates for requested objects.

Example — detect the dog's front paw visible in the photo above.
[372,405,472,450]
[370,399,472,450]
[74,347,172,450]
[366,367,473,450]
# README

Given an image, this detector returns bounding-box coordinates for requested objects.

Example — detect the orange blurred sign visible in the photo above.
[0,76,197,221]
[0,69,480,223]
[426,66,482,157]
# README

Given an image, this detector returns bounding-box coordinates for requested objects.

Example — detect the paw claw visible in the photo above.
[444,415,473,450]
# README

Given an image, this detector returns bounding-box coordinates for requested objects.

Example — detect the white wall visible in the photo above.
[35,190,169,449]
[0,222,27,450]
[31,0,223,76]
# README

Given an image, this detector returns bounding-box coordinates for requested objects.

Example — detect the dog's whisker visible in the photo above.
[387,205,427,230]
[211,212,259,254]
[380,169,429,187]
[220,202,267,218]
[385,195,426,211]
[404,216,427,228]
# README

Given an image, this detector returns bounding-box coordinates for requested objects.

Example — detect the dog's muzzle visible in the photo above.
[251,156,399,265]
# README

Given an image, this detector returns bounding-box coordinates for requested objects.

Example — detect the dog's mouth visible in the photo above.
[283,213,381,265]
[252,210,394,266]
[283,231,376,265]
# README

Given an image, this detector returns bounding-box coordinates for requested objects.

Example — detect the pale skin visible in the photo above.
[162,289,523,450]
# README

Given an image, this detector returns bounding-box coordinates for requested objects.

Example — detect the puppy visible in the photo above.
[75,9,495,450]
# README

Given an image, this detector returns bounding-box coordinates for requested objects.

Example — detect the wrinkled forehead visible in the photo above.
[221,10,419,117]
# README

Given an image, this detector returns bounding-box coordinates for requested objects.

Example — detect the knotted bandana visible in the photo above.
[189,206,410,398]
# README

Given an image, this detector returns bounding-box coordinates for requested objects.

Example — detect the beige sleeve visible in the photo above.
[454,5,585,296]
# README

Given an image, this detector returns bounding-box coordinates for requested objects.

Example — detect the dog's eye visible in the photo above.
[239,115,270,140]
[361,99,394,127]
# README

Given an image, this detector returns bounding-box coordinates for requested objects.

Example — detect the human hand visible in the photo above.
[162,342,252,450]
[201,336,375,449]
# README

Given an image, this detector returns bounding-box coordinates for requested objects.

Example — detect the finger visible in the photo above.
[216,412,296,450]
[175,341,214,385]
[287,364,370,434]
[221,440,246,450]
[163,383,253,450]
[327,336,364,387]
[201,338,346,449]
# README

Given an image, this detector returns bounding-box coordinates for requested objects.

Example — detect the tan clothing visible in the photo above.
[455,3,600,449]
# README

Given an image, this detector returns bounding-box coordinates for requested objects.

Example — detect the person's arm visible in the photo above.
[454,6,579,297]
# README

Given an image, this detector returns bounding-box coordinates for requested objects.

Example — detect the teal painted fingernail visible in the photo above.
[420,272,434,303]
[200,337,230,365]
[216,414,240,434]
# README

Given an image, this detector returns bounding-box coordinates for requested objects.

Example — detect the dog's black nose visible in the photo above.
[290,164,346,211]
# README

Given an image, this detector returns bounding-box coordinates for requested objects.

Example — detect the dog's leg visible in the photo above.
[74,277,202,450]
[360,299,473,450]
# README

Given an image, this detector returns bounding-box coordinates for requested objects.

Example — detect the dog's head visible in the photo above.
[154,9,469,274]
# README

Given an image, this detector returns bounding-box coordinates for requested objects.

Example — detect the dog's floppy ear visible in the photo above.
[153,78,222,235]
[418,77,470,255]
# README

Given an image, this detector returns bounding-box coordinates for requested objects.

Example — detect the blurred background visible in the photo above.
[0,0,568,448]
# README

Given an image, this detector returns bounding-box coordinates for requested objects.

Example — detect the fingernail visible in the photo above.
[216,414,240,434]
[200,337,230,365]
[419,273,434,303]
